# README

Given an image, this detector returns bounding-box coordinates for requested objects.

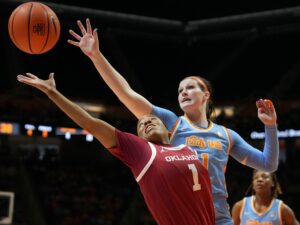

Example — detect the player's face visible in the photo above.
[137,115,169,144]
[178,78,209,113]
[252,171,273,195]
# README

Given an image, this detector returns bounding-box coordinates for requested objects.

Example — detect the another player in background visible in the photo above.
[17,72,215,225]
[231,169,300,225]
[68,18,279,225]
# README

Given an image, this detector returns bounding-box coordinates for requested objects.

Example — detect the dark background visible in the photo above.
[1,0,300,112]
[1,1,300,225]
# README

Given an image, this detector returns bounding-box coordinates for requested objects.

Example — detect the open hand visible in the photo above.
[17,73,56,95]
[68,18,99,59]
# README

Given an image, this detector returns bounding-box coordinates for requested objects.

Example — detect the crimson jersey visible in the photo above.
[109,129,215,225]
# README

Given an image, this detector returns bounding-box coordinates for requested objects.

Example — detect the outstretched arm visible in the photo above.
[68,18,152,119]
[17,73,117,148]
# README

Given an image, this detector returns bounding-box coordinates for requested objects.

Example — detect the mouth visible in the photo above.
[145,124,155,134]
[182,98,191,103]
[255,184,264,189]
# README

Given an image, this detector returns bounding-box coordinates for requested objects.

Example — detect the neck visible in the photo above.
[160,136,170,145]
[185,112,209,127]
[254,194,273,206]
[151,136,170,145]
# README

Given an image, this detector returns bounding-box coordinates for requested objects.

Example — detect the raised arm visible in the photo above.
[230,99,279,172]
[256,99,277,127]
[17,73,117,148]
[68,18,152,119]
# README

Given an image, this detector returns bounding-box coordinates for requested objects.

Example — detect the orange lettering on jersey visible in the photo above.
[207,140,222,150]
[246,220,272,225]
[262,222,273,225]
[186,136,206,148]
[246,220,260,225]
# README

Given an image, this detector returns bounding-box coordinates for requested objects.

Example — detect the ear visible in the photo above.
[204,91,210,100]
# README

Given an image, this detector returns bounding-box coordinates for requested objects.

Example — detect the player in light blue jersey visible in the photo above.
[68,18,279,225]
[232,170,299,225]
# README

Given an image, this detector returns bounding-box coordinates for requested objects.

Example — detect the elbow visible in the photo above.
[264,160,278,173]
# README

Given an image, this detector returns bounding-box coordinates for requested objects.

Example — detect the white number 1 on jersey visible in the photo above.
[188,164,201,191]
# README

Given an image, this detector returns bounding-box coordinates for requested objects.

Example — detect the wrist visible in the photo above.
[90,49,102,62]
[46,87,57,98]
[265,123,277,129]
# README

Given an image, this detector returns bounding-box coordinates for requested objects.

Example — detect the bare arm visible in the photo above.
[282,203,300,225]
[231,200,243,225]
[17,73,117,148]
[68,18,152,119]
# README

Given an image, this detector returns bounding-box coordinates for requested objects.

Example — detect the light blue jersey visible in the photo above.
[240,196,282,225]
[152,105,279,225]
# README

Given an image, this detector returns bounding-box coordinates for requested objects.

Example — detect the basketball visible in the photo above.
[8,2,60,54]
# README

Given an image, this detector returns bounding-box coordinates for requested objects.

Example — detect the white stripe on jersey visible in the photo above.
[136,142,157,182]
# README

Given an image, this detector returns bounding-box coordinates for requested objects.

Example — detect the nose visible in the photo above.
[256,176,263,182]
[181,88,188,96]
[142,120,152,127]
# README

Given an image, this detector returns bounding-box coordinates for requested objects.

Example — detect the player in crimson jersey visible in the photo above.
[67,18,279,225]
[17,72,215,225]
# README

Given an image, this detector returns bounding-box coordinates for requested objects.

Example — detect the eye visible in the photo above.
[178,88,183,94]
[187,84,195,90]
[138,120,145,128]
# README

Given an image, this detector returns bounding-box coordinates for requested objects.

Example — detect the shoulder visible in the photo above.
[152,105,177,117]
[280,201,300,224]
[281,202,295,217]
[115,129,145,145]
[232,199,245,214]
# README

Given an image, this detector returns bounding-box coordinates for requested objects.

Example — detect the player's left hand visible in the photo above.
[256,99,277,126]
[68,18,99,59]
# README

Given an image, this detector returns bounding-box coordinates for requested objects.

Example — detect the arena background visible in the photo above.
[1,0,300,224]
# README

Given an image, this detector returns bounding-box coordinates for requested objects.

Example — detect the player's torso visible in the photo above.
[147,144,204,190]
[138,143,214,225]
[241,197,282,225]
[170,117,231,196]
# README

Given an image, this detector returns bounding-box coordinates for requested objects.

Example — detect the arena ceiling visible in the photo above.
[1,0,300,118]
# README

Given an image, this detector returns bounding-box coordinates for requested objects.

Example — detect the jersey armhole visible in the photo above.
[240,198,247,219]
[279,200,284,225]
[169,118,180,142]
[222,126,232,155]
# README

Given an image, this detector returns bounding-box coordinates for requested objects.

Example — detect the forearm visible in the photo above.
[90,50,152,118]
[91,50,132,99]
[230,127,279,172]
[262,125,279,172]
[47,88,95,131]
[47,88,116,148]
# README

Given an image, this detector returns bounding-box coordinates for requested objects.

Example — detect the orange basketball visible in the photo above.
[8,2,60,54]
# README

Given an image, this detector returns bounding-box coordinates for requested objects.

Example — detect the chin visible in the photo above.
[181,104,195,112]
